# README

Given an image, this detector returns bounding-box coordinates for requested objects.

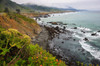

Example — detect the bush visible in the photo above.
[7,13,36,23]
[0,28,66,66]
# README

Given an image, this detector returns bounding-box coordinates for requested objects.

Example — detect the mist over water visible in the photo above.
[40,11,100,64]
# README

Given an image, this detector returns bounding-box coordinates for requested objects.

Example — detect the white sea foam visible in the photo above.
[79,40,100,60]
[71,26,100,60]
[84,32,100,39]
[77,27,92,31]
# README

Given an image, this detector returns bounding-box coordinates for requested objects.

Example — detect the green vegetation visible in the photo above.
[7,13,36,23]
[4,7,9,13]
[0,0,32,13]
[22,4,62,12]
[0,27,66,66]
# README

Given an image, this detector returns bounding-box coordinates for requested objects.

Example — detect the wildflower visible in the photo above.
[57,62,60,65]
[32,57,33,59]
[40,52,42,54]
[45,57,47,60]
[56,59,58,62]
[36,56,38,58]
[40,65,42,66]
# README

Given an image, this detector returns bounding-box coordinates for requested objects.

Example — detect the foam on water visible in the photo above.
[72,27,100,60]
[77,27,92,31]
[79,40,100,60]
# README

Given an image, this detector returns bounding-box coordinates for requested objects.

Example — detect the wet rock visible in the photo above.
[58,36,60,39]
[81,49,84,52]
[97,30,100,32]
[91,33,97,36]
[83,37,89,41]
[63,26,66,32]
[63,23,67,25]
[81,30,85,33]
[82,53,85,55]
[73,39,76,41]
[51,22,58,25]
[78,49,80,51]
[68,49,70,51]
[73,27,77,29]
[62,41,64,43]
[91,59,100,65]
[63,38,69,40]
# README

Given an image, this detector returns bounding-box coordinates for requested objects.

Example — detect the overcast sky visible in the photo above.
[11,0,100,11]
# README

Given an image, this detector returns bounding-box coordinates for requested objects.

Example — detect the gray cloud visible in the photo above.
[11,0,100,11]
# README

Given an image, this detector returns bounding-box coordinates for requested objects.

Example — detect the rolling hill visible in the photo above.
[22,4,62,12]
[0,0,32,13]
[22,4,79,12]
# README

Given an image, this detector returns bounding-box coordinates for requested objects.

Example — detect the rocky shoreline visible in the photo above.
[32,23,78,65]
[32,13,100,65]
[33,22,100,66]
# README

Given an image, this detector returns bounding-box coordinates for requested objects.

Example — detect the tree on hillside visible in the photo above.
[16,9,20,14]
[4,7,9,13]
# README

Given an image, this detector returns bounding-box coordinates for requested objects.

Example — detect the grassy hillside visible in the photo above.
[0,13,41,37]
[0,0,33,13]
[0,0,63,13]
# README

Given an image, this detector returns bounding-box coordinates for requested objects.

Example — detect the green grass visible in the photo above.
[7,13,36,23]
[15,13,36,23]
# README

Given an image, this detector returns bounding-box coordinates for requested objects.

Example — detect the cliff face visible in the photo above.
[0,13,41,38]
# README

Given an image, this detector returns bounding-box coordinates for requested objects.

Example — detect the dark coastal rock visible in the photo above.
[91,33,97,36]
[63,23,67,25]
[91,59,100,65]
[50,22,58,25]
[62,41,64,43]
[81,49,84,52]
[81,30,85,33]
[63,26,66,31]
[73,27,77,29]
[63,38,69,40]
[83,37,89,41]
[48,22,64,25]
[82,53,85,55]
[68,49,70,51]
[73,39,76,41]
[35,17,41,21]
[97,30,100,32]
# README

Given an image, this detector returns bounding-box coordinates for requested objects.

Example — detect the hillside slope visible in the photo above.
[22,4,62,12]
[0,0,32,12]
[0,13,41,38]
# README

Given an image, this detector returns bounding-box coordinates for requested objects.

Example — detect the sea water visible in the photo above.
[39,11,100,64]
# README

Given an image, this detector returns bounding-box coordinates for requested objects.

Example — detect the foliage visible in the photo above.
[0,28,66,66]
[23,4,62,12]
[0,26,5,32]
[16,9,20,14]
[4,7,9,13]
[0,28,31,65]
[0,0,32,12]
[26,44,66,66]
[7,13,36,23]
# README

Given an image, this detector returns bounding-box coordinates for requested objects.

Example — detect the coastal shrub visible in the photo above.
[0,28,66,66]
[0,28,31,65]
[0,26,5,32]
[25,44,66,66]
[7,13,36,23]
[15,13,36,23]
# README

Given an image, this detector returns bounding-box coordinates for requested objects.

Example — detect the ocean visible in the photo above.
[38,11,100,64]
